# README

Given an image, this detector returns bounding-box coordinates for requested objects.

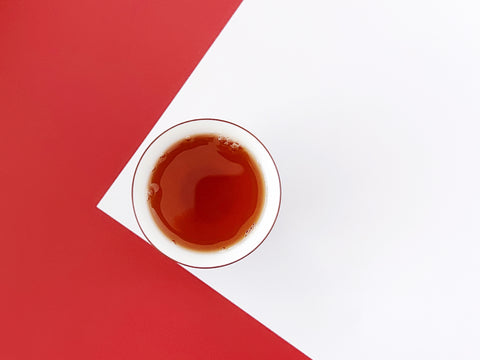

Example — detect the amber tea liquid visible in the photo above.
[148,134,265,251]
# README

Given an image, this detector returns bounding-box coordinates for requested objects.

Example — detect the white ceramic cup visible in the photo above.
[132,119,281,268]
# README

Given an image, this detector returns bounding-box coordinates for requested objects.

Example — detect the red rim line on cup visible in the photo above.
[131,119,282,269]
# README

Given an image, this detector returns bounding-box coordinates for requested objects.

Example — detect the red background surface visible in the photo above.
[0,1,308,358]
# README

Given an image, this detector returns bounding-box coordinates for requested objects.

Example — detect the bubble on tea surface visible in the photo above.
[155,154,167,165]
[185,135,191,141]
[245,223,255,237]
[218,136,232,145]
[147,183,160,201]
[218,135,241,151]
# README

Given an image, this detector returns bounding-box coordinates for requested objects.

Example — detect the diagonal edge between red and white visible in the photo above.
[97,1,314,358]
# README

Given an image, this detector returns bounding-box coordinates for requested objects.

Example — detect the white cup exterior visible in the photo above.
[132,119,281,268]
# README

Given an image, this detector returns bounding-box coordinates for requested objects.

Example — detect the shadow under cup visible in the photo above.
[132,119,281,268]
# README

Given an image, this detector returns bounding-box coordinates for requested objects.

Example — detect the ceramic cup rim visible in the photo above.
[131,118,281,268]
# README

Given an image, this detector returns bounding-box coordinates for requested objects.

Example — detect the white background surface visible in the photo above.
[98,1,480,358]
